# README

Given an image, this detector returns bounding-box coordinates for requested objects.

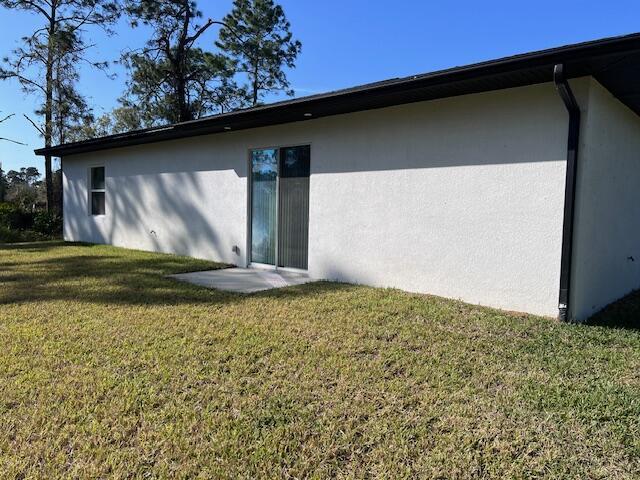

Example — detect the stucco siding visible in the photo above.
[570,78,640,322]
[63,80,573,316]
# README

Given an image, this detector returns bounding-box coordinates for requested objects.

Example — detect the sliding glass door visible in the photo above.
[250,145,310,270]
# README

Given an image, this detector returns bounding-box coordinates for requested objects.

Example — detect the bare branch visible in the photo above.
[23,114,46,136]
[0,113,15,124]
[0,137,27,145]
[185,18,214,45]
[1,71,47,94]
[210,20,248,48]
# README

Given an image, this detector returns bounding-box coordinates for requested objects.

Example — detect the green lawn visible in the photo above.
[1,242,639,479]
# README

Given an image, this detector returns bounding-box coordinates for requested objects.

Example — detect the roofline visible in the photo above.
[36,32,640,157]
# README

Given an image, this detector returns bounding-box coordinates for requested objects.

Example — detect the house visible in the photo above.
[36,33,640,322]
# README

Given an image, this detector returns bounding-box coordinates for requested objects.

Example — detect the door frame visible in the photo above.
[246,143,311,271]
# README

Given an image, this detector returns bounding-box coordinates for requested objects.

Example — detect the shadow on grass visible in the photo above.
[0,242,354,307]
[0,240,73,252]
[585,289,640,330]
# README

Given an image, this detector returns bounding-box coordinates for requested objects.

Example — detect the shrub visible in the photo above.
[0,202,17,227]
[0,203,62,242]
[0,225,22,243]
[0,202,34,230]
[33,211,63,237]
[0,225,48,243]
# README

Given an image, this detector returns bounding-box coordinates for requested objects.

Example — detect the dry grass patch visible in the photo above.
[1,242,639,478]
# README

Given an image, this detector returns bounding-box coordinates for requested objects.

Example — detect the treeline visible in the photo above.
[0,163,62,242]
[0,0,301,212]
[0,165,61,209]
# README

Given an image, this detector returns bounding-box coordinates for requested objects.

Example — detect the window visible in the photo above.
[89,166,105,215]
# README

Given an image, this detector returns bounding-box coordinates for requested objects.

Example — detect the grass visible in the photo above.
[1,242,639,478]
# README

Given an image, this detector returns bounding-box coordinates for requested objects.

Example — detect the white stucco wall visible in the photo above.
[63,139,249,266]
[63,80,578,316]
[570,78,640,322]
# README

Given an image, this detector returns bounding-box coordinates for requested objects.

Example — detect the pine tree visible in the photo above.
[0,0,119,212]
[122,0,242,125]
[217,0,301,106]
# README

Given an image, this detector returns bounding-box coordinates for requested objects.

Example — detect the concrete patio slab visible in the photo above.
[168,268,316,293]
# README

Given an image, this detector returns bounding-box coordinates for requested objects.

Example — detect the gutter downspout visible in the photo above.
[553,64,580,322]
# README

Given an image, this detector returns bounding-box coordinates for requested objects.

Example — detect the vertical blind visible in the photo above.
[278,146,310,270]
[250,149,278,265]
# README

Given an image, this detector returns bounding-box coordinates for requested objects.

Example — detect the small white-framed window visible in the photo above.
[89,166,105,216]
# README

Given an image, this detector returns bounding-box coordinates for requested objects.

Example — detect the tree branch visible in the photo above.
[0,137,27,145]
[185,18,214,45]
[0,113,15,124]
[1,71,48,95]
[19,0,52,21]
[23,114,46,136]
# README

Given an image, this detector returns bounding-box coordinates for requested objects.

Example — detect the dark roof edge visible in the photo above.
[36,32,640,157]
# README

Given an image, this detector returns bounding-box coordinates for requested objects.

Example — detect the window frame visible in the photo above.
[88,165,106,216]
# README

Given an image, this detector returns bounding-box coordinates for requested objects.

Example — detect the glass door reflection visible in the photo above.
[250,149,278,265]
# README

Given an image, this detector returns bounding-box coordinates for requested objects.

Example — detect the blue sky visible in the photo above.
[1,0,639,172]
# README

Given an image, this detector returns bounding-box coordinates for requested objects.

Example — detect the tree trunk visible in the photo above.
[44,155,53,211]
[252,64,259,106]
[176,2,191,123]
[176,74,191,122]
[44,5,56,212]
[252,82,258,105]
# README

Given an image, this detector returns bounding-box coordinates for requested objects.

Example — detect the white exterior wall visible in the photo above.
[64,81,579,317]
[571,79,640,322]
[63,140,249,266]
